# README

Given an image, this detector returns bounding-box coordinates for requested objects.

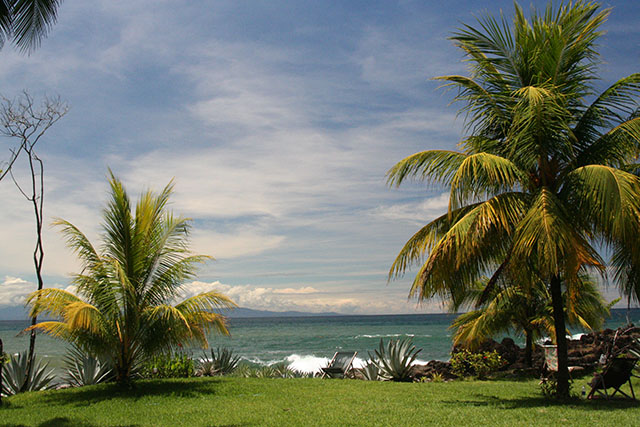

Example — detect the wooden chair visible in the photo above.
[588,357,638,400]
[321,351,357,379]
[541,345,581,379]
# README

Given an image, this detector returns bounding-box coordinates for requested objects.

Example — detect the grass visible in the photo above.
[1,375,639,426]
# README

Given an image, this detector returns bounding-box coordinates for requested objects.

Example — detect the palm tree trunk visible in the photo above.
[550,274,569,399]
[524,329,533,368]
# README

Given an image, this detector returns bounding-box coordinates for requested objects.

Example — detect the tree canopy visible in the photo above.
[388,1,640,398]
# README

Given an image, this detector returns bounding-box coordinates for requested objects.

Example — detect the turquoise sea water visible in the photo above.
[2,309,639,373]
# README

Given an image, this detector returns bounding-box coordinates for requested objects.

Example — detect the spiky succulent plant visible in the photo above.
[2,351,56,395]
[63,346,113,387]
[369,338,421,382]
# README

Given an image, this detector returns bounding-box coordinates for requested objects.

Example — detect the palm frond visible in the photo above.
[1,0,61,53]
[409,192,526,306]
[386,150,466,187]
[564,165,640,241]
[388,205,476,279]
[512,188,603,279]
[574,74,640,146]
[449,152,525,210]
[574,116,640,168]
[52,218,102,273]
[25,320,71,339]
[27,288,82,318]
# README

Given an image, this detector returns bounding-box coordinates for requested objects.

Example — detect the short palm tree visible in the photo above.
[388,1,640,398]
[27,172,235,385]
[451,271,612,368]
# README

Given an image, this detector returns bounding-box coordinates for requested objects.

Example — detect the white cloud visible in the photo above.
[0,276,74,308]
[0,276,32,307]
[273,287,318,294]
[178,280,432,315]
[372,192,449,223]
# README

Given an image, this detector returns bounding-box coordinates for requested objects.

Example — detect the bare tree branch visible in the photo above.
[0,91,67,380]
[0,91,68,181]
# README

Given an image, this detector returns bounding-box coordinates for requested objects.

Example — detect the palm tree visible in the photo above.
[388,1,640,398]
[451,272,612,368]
[0,0,62,53]
[26,172,235,385]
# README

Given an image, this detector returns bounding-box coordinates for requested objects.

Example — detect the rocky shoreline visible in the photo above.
[412,325,640,380]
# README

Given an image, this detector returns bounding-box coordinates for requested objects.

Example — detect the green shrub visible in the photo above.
[141,353,195,379]
[450,349,503,379]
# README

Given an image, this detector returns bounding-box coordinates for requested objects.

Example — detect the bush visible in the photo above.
[450,350,504,379]
[140,353,195,379]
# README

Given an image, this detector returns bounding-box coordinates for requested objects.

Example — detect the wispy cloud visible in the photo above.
[371,192,449,224]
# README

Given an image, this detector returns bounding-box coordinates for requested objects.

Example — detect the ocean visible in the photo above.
[2,309,639,374]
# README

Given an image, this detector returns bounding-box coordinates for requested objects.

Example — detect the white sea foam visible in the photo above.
[240,356,284,366]
[536,333,585,345]
[355,333,431,339]
[280,353,430,374]
[285,354,330,374]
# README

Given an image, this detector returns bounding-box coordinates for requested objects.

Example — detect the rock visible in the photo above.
[411,360,458,381]
[446,324,640,376]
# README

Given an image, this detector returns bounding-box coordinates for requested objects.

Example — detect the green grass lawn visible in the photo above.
[1,375,639,426]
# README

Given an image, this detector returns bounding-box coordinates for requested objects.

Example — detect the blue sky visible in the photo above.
[0,0,638,318]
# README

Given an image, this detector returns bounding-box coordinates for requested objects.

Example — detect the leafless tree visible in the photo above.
[0,92,68,378]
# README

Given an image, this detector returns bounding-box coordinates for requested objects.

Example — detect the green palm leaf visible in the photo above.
[386,150,466,187]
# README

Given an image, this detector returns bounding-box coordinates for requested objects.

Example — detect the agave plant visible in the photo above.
[255,365,276,378]
[270,363,311,378]
[196,358,218,377]
[358,362,380,381]
[369,338,421,382]
[198,348,241,376]
[63,346,113,387]
[2,351,56,395]
[232,364,251,378]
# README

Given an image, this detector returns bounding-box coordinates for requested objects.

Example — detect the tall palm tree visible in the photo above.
[388,1,640,398]
[451,272,612,368]
[27,172,235,385]
[0,0,62,53]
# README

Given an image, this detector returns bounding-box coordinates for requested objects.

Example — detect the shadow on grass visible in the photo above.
[38,416,134,427]
[39,378,225,407]
[2,417,125,427]
[443,393,640,411]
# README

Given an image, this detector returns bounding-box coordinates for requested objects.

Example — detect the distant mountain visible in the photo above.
[220,307,340,318]
[0,305,338,321]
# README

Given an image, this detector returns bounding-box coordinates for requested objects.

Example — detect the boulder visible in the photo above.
[419,324,640,377]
